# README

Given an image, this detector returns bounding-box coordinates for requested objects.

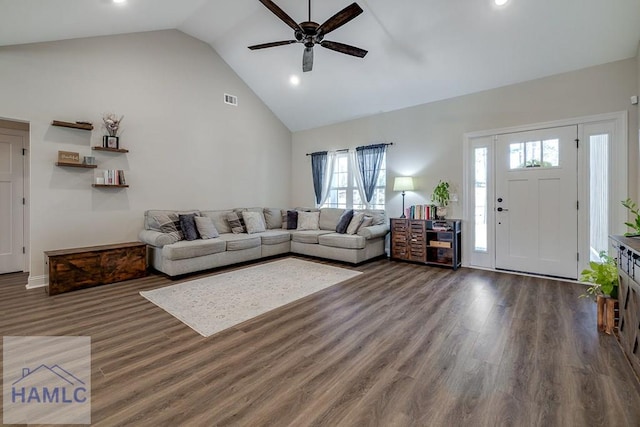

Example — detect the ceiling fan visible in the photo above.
[248,0,368,72]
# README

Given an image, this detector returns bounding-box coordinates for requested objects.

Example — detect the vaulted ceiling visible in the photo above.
[2,0,639,131]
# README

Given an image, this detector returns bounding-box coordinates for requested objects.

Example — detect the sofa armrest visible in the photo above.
[357,224,389,240]
[138,229,179,247]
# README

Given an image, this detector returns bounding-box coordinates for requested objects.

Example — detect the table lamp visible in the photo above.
[393,176,414,218]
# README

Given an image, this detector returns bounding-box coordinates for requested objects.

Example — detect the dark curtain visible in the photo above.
[310,151,328,205]
[356,144,387,203]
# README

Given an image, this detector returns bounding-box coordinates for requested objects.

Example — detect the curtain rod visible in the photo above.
[306,142,393,156]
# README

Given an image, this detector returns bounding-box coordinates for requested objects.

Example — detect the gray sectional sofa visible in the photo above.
[138,207,389,277]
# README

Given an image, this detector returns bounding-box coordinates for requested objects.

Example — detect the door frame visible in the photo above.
[462,111,627,275]
[0,120,30,273]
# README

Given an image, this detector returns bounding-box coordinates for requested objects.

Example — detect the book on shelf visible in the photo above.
[101,169,126,185]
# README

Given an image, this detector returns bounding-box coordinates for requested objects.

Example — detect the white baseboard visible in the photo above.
[26,275,46,289]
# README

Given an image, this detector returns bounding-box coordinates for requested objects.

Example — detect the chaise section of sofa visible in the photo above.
[138,207,389,277]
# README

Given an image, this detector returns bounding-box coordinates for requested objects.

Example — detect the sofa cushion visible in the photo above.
[356,209,386,225]
[297,211,320,231]
[179,214,200,241]
[290,230,334,244]
[264,208,283,229]
[243,211,266,234]
[319,208,346,231]
[259,230,291,245]
[318,233,367,250]
[202,210,233,234]
[162,239,226,261]
[335,209,354,234]
[194,216,219,239]
[219,234,261,251]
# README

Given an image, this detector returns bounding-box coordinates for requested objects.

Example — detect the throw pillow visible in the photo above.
[194,216,219,239]
[335,209,354,234]
[286,210,298,230]
[264,208,283,229]
[297,211,320,231]
[346,212,366,235]
[152,213,183,241]
[179,214,200,241]
[243,211,266,234]
[360,215,374,229]
[226,212,246,234]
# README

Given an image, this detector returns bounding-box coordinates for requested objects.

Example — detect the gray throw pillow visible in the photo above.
[296,211,320,231]
[179,214,200,241]
[226,212,246,234]
[336,209,354,234]
[152,213,183,241]
[264,208,283,229]
[243,211,266,234]
[286,210,298,230]
[194,216,219,239]
[346,212,366,235]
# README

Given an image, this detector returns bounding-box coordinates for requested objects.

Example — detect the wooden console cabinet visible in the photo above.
[610,235,640,378]
[45,242,147,295]
[391,218,461,269]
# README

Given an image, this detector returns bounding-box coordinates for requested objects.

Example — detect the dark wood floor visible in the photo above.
[1,257,639,426]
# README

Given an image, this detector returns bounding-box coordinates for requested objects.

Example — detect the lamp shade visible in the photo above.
[393,176,414,192]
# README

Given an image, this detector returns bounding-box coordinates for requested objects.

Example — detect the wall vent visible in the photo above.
[224,93,238,106]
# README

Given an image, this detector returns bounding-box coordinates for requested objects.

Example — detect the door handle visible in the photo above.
[497,207,509,212]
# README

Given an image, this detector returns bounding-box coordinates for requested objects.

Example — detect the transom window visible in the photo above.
[321,152,386,210]
[509,139,559,169]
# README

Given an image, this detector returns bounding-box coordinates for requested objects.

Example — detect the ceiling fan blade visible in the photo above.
[248,40,297,50]
[302,47,314,72]
[320,40,368,58]
[317,3,363,36]
[257,0,303,32]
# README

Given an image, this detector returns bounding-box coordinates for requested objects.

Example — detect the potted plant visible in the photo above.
[580,250,619,333]
[621,198,640,237]
[432,180,450,219]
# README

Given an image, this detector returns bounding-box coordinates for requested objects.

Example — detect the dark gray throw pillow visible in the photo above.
[179,214,200,241]
[286,210,298,230]
[336,209,354,234]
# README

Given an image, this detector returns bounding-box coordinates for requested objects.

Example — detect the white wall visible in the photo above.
[292,58,638,220]
[0,30,292,282]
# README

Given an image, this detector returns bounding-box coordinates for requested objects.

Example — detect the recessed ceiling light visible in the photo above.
[289,75,300,86]
[494,0,509,5]
[113,0,126,4]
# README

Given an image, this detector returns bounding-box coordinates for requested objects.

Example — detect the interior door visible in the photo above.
[0,131,24,273]
[495,126,578,279]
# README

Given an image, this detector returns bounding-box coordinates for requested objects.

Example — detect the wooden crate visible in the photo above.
[596,295,619,335]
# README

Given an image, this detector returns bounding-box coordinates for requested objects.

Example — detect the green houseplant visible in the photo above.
[579,250,618,300]
[432,181,450,219]
[621,198,640,236]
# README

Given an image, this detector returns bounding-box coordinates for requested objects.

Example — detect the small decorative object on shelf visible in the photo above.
[102,112,123,149]
[57,150,80,164]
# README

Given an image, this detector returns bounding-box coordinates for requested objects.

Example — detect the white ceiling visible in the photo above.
[2,0,639,131]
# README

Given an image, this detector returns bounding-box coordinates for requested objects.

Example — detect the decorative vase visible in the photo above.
[436,206,447,219]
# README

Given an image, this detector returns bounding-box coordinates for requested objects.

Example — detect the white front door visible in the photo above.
[495,126,578,279]
[0,131,24,273]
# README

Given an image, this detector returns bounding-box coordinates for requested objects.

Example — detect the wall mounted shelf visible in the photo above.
[56,162,97,169]
[92,146,129,153]
[52,120,94,131]
[92,184,129,188]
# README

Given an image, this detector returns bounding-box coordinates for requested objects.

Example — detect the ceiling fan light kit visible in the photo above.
[249,0,368,72]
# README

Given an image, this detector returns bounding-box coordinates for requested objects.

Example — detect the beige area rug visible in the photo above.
[140,258,362,337]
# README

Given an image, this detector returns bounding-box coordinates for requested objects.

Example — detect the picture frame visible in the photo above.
[103,136,119,149]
